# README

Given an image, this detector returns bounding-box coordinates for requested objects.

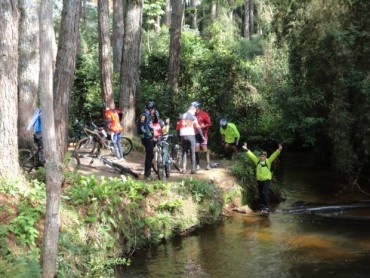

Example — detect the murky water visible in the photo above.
[118,153,370,277]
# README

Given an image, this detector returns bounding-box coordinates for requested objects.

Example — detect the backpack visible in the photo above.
[136,114,143,134]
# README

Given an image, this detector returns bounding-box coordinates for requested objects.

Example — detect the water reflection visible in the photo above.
[118,154,370,277]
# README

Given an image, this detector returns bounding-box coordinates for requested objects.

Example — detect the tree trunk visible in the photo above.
[163,0,171,27]
[18,0,40,149]
[54,0,81,156]
[40,0,64,277]
[249,0,254,35]
[0,0,22,181]
[112,0,125,73]
[167,0,185,108]
[98,0,114,108]
[210,0,217,22]
[189,0,198,30]
[243,0,250,38]
[119,0,143,136]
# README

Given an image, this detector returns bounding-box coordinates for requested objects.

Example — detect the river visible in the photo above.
[118,153,370,277]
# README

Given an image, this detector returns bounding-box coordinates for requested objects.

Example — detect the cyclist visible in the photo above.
[138,101,156,180]
[176,105,204,174]
[151,110,169,138]
[105,104,124,161]
[242,142,283,213]
[220,118,240,160]
[191,101,211,170]
[26,107,44,163]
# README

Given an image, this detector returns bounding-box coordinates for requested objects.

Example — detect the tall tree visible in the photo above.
[54,0,81,156]
[242,0,250,38]
[210,0,217,22]
[39,0,64,277]
[167,0,185,108]
[189,0,199,30]
[98,0,114,107]
[113,0,125,73]
[164,0,171,27]
[249,0,254,35]
[0,0,22,181]
[119,0,143,135]
[18,0,40,148]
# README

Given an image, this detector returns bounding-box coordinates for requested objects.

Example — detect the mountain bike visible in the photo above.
[75,121,132,158]
[67,119,86,148]
[153,134,182,181]
[85,134,139,178]
[19,134,80,173]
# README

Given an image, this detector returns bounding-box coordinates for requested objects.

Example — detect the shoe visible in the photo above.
[181,170,186,174]
[144,175,152,181]
[196,165,200,170]
[190,170,196,174]
[206,164,211,170]
[261,208,269,214]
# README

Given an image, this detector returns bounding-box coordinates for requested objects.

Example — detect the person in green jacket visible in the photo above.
[242,142,283,213]
[220,118,240,159]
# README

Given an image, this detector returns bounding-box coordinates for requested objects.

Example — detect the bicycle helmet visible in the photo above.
[191,101,201,108]
[145,101,156,110]
[220,118,228,128]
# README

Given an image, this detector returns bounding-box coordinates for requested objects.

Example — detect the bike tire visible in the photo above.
[19,149,37,172]
[111,162,139,178]
[120,137,133,157]
[156,151,165,181]
[65,152,80,171]
[165,162,171,178]
[75,137,96,156]
[172,145,182,172]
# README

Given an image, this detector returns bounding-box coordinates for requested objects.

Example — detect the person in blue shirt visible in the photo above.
[27,108,44,162]
[138,101,156,180]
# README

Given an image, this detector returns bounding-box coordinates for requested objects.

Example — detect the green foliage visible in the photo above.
[0,246,40,278]
[7,202,43,247]
[156,199,183,213]
[143,0,166,30]
[271,0,370,175]
[231,152,259,206]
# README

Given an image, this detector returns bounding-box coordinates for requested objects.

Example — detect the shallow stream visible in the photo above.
[118,153,370,277]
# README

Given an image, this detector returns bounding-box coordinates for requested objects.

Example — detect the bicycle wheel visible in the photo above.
[100,142,113,156]
[120,137,133,157]
[19,149,37,172]
[164,160,171,178]
[156,150,165,181]
[111,162,139,178]
[172,144,182,172]
[65,152,80,171]
[75,137,96,156]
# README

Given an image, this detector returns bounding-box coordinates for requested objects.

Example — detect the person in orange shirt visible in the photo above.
[105,104,124,161]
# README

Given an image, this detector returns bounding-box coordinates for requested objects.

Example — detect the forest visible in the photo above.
[0,0,369,277]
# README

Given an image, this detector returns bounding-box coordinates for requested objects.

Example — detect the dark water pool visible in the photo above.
[118,153,370,277]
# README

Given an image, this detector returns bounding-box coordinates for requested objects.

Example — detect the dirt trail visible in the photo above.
[77,150,238,190]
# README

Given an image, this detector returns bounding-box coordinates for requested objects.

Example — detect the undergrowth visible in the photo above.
[0,171,235,277]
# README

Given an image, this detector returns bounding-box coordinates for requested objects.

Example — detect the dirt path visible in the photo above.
[77,150,238,190]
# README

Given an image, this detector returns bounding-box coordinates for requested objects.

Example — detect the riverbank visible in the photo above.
[0,149,243,277]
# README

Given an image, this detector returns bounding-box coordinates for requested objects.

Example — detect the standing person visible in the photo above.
[138,101,156,180]
[27,107,44,162]
[219,118,240,159]
[105,104,124,161]
[242,142,283,213]
[191,101,211,170]
[151,110,169,139]
[176,105,204,174]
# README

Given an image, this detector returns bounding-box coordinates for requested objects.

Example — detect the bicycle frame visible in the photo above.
[154,134,178,180]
